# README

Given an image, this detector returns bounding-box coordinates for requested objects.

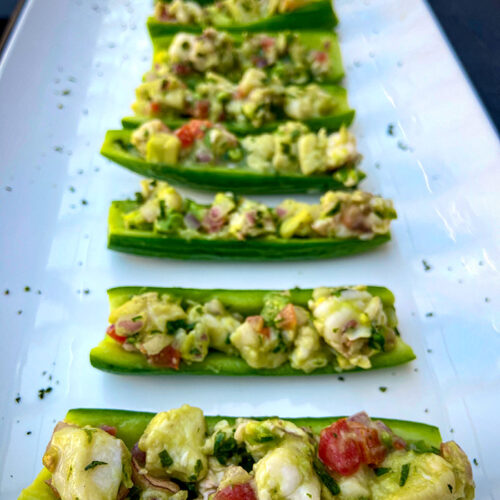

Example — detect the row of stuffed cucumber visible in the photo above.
[20,406,475,500]
[148,0,338,36]
[151,30,345,86]
[102,119,363,193]
[91,285,415,375]
[107,180,396,260]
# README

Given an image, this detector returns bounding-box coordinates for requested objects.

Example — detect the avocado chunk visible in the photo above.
[146,133,181,165]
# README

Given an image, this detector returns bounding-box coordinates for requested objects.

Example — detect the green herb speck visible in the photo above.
[159,449,173,468]
[84,460,107,471]
[399,463,410,486]
[374,467,391,477]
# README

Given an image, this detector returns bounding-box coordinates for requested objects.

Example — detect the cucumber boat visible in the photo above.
[151,30,345,85]
[90,285,415,375]
[101,120,364,194]
[123,75,354,134]
[148,0,337,37]
[20,406,474,500]
[107,181,396,261]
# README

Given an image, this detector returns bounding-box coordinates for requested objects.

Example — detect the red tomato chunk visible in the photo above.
[214,483,257,500]
[318,418,388,476]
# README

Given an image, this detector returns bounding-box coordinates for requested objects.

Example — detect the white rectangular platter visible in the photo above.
[0,0,499,498]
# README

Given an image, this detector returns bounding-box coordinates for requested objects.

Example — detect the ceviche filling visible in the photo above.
[129,119,361,181]
[154,0,318,26]
[42,406,475,500]
[152,29,334,84]
[106,286,399,372]
[121,180,396,242]
[133,68,341,126]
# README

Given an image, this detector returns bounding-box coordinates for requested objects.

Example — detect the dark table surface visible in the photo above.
[1,0,499,133]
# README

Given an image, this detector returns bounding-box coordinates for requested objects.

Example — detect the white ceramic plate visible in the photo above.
[0,0,498,498]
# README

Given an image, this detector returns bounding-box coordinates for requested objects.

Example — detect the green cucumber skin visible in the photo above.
[147,1,338,37]
[101,130,364,194]
[107,286,396,310]
[89,285,415,376]
[121,109,356,133]
[19,409,442,499]
[90,336,415,376]
[152,31,345,84]
[109,200,391,261]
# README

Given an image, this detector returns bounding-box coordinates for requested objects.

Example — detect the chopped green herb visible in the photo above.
[422,260,432,271]
[132,315,142,321]
[399,463,410,487]
[24,286,31,292]
[84,460,107,471]
[194,459,202,477]
[38,387,52,399]
[159,449,173,468]
[313,458,340,495]
[408,440,440,455]
[369,328,386,351]
[374,467,391,477]
[387,124,395,136]
[326,203,341,217]
[379,386,387,393]
[214,432,238,465]
[62,89,71,96]
[473,458,478,466]
[84,428,95,443]
[448,484,453,493]
[255,435,275,443]
[166,319,194,334]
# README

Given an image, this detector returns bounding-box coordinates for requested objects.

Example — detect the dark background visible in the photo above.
[0,0,499,132]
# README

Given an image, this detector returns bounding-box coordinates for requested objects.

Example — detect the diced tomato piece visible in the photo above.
[214,483,257,500]
[318,418,387,476]
[175,119,212,148]
[193,100,210,119]
[100,425,117,436]
[276,303,297,330]
[315,51,328,63]
[150,101,161,114]
[260,326,271,338]
[260,37,275,51]
[148,345,181,370]
[173,63,192,76]
[246,316,270,337]
[106,324,127,344]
